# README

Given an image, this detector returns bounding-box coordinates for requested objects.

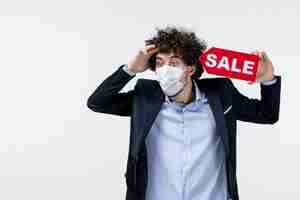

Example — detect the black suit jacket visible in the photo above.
[87,64,281,200]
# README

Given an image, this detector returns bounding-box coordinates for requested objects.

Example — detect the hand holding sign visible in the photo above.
[247,50,275,84]
[199,47,275,83]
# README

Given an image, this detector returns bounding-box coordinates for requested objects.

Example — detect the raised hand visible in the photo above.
[247,50,275,84]
[127,44,159,74]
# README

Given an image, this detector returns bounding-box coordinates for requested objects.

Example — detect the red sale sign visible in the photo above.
[199,47,259,81]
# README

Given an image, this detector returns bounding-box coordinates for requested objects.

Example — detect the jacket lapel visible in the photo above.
[132,80,164,158]
[196,80,230,158]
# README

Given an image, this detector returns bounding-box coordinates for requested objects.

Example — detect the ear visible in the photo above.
[186,65,196,76]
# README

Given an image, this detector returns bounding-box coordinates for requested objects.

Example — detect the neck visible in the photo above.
[173,78,193,104]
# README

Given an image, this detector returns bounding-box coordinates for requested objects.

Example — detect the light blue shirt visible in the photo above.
[145,80,229,200]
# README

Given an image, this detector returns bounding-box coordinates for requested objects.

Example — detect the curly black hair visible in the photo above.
[145,25,207,79]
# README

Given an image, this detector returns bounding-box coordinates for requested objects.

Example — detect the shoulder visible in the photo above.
[136,78,157,86]
[135,78,160,91]
[196,77,234,90]
[196,77,236,105]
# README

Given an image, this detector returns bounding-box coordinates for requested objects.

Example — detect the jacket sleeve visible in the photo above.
[225,75,281,124]
[87,64,137,116]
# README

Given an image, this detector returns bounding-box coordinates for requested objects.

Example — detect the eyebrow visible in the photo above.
[156,55,182,60]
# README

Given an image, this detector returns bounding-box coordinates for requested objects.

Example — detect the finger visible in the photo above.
[247,81,255,85]
[141,45,154,53]
[147,47,159,55]
[250,50,259,55]
[144,45,157,53]
[145,44,156,50]
[258,51,265,61]
[145,45,159,55]
[251,50,260,61]
[261,51,268,62]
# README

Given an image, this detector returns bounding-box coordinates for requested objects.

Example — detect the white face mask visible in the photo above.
[156,64,186,97]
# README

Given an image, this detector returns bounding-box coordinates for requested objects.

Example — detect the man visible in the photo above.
[87,26,281,200]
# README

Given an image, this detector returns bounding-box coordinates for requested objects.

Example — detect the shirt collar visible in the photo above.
[165,79,202,103]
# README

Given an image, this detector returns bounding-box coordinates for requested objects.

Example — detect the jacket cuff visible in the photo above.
[261,76,277,86]
[122,64,137,76]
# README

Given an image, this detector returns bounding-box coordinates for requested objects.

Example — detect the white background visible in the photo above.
[0,0,297,199]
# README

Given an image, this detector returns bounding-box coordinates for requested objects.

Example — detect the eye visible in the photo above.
[170,59,181,66]
[169,62,176,66]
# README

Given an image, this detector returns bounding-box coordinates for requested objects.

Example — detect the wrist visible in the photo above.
[264,75,275,82]
[127,67,138,74]
[123,64,137,76]
[261,75,277,85]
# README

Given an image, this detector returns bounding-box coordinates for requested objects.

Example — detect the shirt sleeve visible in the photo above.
[261,77,277,86]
